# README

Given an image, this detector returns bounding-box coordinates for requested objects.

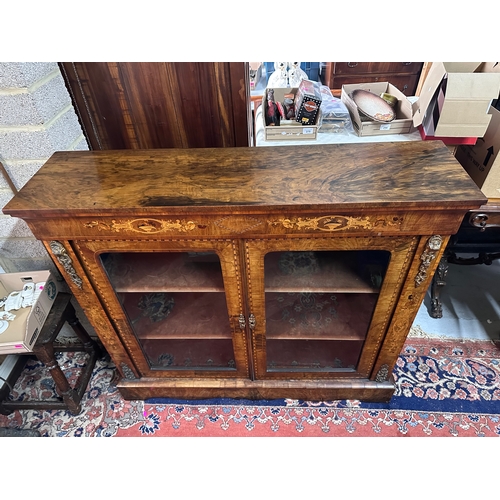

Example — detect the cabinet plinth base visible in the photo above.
[117,376,396,402]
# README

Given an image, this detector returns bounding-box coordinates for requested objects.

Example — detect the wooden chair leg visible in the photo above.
[34,343,81,415]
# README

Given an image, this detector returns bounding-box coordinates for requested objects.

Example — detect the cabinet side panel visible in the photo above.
[73,241,153,375]
[371,235,451,381]
[43,240,140,379]
[60,62,250,150]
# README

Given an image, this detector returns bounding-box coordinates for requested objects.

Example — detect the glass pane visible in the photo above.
[100,251,236,371]
[264,250,390,372]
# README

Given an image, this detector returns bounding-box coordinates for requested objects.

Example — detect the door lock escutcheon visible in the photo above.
[238,314,246,330]
[249,314,256,330]
[238,313,256,330]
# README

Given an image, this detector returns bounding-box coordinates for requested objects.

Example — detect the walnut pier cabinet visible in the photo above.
[3,142,486,402]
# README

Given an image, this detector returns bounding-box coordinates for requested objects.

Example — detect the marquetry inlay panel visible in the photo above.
[83,218,197,234]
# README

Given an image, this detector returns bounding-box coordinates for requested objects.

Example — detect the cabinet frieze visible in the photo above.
[27,213,411,239]
[79,213,407,237]
[24,210,468,240]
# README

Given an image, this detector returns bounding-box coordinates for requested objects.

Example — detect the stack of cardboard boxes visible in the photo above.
[455,100,500,200]
[412,62,500,200]
[413,62,500,146]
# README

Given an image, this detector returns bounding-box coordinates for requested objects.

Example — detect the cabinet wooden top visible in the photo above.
[3,142,486,218]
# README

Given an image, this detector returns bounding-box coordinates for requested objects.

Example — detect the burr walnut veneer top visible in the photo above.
[3,142,486,218]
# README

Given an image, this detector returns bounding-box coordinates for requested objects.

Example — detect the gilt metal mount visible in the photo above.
[375,364,389,382]
[49,241,83,289]
[415,235,443,287]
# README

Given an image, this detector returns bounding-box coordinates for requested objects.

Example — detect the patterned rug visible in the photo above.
[1,332,500,437]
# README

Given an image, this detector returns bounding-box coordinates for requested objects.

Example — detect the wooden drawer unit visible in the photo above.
[322,62,424,96]
[3,142,485,402]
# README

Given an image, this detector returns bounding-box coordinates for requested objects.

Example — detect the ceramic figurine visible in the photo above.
[288,62,308,87]
[267,62,288,88]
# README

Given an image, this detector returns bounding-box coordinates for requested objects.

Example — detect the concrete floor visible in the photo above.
[412,258,500,341]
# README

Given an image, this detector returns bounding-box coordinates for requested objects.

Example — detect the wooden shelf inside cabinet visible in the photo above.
[264,251,383,293]
[141,338,237,371]
[102,252,225,293]
[265,292,377,341]
[120,291,232,339]
[266,339,363,372]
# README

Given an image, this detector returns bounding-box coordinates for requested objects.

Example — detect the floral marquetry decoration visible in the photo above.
[271,215,403,232]
[84,218,197,234]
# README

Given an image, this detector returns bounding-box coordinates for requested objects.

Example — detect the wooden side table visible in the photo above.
[0,292,102,415]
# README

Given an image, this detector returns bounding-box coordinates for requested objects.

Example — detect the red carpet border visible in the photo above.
[1,337,500,437]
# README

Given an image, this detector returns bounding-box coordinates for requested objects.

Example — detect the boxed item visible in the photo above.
[454,103,500,199]
[341,82,417,136]
[249,62,262,91]
[0,270,60,354]
[294,79,322,125]
[261,87,318,141]
[414,62,500,138]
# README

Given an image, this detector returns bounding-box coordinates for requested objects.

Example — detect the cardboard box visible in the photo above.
[0,271,60,354]
[341,82,417,136]
[418,126,478,146]
[262,87,318,141]
[454,104,500,199]
[414,62,500,138]
[294,79,322,126]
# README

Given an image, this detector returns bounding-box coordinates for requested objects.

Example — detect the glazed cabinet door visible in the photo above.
[75,239,250,378]
[244,236,419,380]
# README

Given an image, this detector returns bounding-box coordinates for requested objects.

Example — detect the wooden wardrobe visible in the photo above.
[59,62,252,150]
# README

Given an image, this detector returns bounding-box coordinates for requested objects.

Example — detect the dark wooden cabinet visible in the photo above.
[3,142,486,402]
[322,62,424,96]
[59,62,252,149]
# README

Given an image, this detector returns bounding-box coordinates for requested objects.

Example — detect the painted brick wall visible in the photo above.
[0,63,97,349]
[0,62,89,273]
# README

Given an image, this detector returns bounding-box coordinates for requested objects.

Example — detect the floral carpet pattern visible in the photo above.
[1,336,500,437]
